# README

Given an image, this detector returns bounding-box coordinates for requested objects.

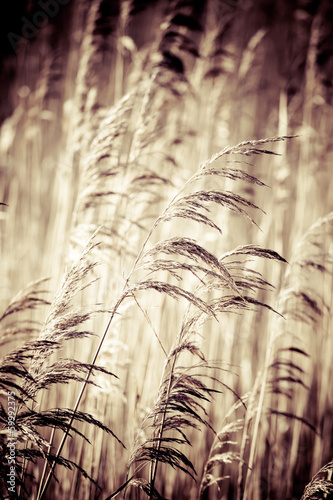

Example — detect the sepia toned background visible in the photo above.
[0,1,333,498]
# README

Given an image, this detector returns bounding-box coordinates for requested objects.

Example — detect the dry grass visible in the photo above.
[0,1,333,499]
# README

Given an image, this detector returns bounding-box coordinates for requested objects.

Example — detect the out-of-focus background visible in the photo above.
[0,1,333,499]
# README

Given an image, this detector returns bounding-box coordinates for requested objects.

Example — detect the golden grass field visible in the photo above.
[0,1,333,498]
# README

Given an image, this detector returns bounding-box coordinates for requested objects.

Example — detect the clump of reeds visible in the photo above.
[58,135,288,500]
[200,209,333,500]
[0,238,121,499]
